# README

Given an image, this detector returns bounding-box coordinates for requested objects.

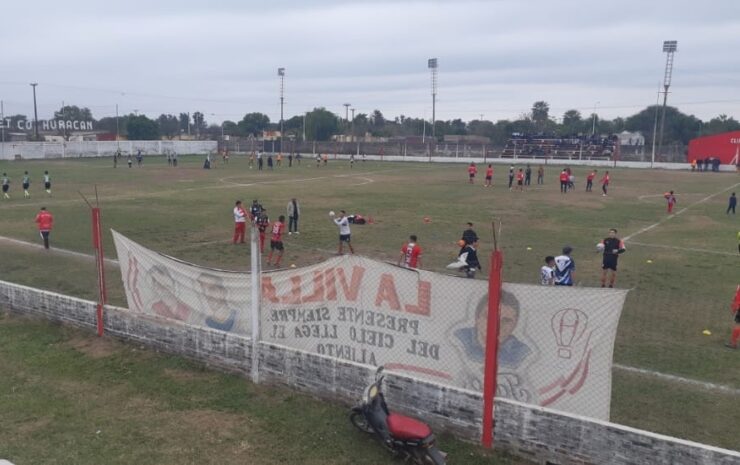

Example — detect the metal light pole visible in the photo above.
[115,104,120,148]
[656,40,677,163]
[428,58,438,141]
[1,99,5,143]
[350,108,355,141]
[30,83,39,140]
[591,101,600,135]
[278,67,285,152]
[649,82,661,167]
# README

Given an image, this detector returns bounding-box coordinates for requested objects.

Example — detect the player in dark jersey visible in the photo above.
[256,207,270,253]
[267,215,285,266]
[599,228,626,288]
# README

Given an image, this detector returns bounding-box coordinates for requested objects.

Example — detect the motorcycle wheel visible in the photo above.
[349,411,374,434]
[414,447,447,465]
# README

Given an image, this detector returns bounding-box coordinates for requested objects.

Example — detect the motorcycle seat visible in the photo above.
[386,413,432,440]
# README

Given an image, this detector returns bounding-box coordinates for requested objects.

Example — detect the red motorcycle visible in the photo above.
[350,367,447,464]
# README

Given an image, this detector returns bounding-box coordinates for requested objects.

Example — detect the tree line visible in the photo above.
[4,102,739,145]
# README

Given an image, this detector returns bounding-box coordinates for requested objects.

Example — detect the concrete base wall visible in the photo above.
[0,141,217,160]
[1,279,738,465]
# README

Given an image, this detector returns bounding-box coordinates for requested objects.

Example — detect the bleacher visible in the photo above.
[501,134,619,160]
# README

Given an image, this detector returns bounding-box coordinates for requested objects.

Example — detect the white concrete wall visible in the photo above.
[0,141,217,160]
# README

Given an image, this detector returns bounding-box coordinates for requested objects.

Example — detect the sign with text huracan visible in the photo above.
[0,118,94,131]
[113,231,627,420]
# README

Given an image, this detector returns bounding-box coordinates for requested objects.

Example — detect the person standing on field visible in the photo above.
[287,198,300,235]
[724,285,740,349]
[2,173,10,199]
[22,171,31,198]
[727,192,736,215]
[599,228,626,288]
[554,246,576,286]
[586,169,597,192]
[665,191,677,214]
[559,169,569,193]
[508,165,515,190]
[484,164,494,187]
[35,207,53,249]
[43,170,51,196]
[256,207,270,253]
[468,162,477,184]
[537,165,544,184]
[600,171,610,196]
[267,215,286,266]
[399,235,422,269]
[524,164,532,186]
[332,210,354,255]
[233,200,247,244]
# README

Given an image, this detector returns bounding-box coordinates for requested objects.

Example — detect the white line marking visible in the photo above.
[614,364,740,396]
[0,235,119,265]
[629,241,737,257]
[624,182,740,241]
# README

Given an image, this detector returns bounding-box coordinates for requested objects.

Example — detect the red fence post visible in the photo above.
[91,207,107,336]
[481,249,503,448]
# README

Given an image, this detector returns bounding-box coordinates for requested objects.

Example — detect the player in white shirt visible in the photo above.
[540,256,555,285]
[332,210,354,255]
[232,200,247,244]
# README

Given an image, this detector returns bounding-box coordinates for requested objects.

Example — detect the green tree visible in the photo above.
[222,120,238,136]
[179,113,190,133]
[53,105,95,139]
[531,101,550,130]
[625,105,702,146]
[238,112,271,137]
[561,109,582,134]
[157,114,179,140]
[192,111,206,137]
[305,108,338,141]
[127,114,160,140]
[701,114,740,136]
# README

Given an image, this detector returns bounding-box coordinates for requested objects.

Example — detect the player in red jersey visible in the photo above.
[468,163,477,184]
[665,190,677,213]
[559,169,569,193]
[515,168,525,191]
[586,169,597,192]
[725,285,740,349]
[267,215,286,266]
[398,235,422,269]
[484,164,494,187]
[600,171,610,196]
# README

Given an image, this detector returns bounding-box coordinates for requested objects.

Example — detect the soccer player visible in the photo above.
[559,169,569,193]
[287,198,300,235]
[484,164,493,187]
[459,239,481,279]
[2,173,10,199]
[586,169,597,192]
[399,235,422,269]
[288,153,293,167]
[600,171,610,196]
[537,165,544,185]
[316,154,321,167]
[233,200,247,244]
[524,164,532,186]
[665,190,677,214]
[349,154,355,168]
[172,152,178,167]
[267,155,273,170]
[35,207,53,249]
[554,246,576,286]
[323,153,328,166]
[22,171,30,198]
[461,222,478,250]
[599,229,626,288]
[267,215,286,266]
[136,149,143,166]
[113,152,118,168]
[256,207,270,253]
[249,152,255,169]
[276,153,282,167]
[43,170,51,196]
[540,256,555,285]
[726,192,736,215]
[507,165,515,190]
[127,154,133,168]
[257,152,263,170]
[468,162,477,184]
[515,168,524,191]
[333,210,354,255]
[724,285,740,349]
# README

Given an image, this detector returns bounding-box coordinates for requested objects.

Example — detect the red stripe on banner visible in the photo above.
[384,363,453,380]
[481,250,503,448]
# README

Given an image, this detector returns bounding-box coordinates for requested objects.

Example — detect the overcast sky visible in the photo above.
[1,0,739,125]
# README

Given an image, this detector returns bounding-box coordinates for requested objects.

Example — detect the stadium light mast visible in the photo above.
[278,67,285,152]
[428,58,438,142]
[655,40,677,163]
[30,83,39,141]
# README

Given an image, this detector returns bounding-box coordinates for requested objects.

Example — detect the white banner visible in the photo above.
[113,231,627,420]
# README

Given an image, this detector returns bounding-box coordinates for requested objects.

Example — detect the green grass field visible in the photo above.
[1,154,738,454]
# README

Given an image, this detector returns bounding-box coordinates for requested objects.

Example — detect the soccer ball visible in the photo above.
[329,210,335,217]
[596,242,605,252]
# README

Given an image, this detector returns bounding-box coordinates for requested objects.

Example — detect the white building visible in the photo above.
[618,131,645,146]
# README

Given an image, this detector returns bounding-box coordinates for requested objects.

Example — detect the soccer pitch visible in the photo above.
[0,154,738,450]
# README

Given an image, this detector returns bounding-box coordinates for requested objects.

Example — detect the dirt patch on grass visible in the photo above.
[64,335,121,359]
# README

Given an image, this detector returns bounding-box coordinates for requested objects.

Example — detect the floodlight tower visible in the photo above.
[655,40,677,162]
[278,67,285,152]
[428,58,438,141]
[30,83,39,140]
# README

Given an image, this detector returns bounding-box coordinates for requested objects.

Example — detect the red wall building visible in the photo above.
[687,131,740,165]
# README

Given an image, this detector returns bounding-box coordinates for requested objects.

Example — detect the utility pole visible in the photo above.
[30,83,39,141]
[656,40,678,163]
[278,68,285,153]
[1,99,5,143]
[115,104,120,149]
